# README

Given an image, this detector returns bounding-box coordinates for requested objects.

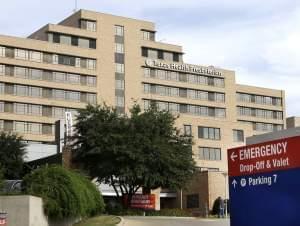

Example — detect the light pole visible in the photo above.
[222,172,228,217]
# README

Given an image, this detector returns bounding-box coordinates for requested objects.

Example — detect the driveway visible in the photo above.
[122,216,230,226]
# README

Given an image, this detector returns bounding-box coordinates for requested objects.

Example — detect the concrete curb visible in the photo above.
[122,216,197,219]
[116,216,124,226]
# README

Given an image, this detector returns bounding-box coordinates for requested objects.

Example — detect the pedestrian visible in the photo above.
[218,197,225,218]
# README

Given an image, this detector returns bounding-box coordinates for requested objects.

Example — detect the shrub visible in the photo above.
[22,165,104,219]
[146,208,192,217]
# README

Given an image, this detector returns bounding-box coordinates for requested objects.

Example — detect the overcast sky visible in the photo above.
[0,0,299,116]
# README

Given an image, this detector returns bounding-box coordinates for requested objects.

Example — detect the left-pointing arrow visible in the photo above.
[231,152,238,162]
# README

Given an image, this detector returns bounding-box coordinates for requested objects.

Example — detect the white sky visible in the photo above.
[0,0,299,116]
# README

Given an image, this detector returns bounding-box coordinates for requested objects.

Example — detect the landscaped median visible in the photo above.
[73,215,121,226]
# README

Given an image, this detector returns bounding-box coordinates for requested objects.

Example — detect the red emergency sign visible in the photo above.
[228,136,300,177]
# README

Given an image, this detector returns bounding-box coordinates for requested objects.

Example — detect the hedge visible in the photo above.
[22,165,104,219]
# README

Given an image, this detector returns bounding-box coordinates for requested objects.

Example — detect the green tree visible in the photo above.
[72,104,196,206]
[0,132,26,179]
[22,165,104,219]
[0,166,4,190]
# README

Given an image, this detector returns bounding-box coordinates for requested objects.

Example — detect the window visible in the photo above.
[29,69,43,80]
[115,80,125,90]
[87,93,96,104]
[116,96,124,107]
[15,103,26,115]
[142,47,148,57]
[78,38,90,48]
[215,108,226,118]
[186,194,199,209]
[0,46,5,57]
[143,84,151,93]
[80,20,97,32]
[86,21,97,31]
[199,147,221,161]
[0,102,4,112]
[42,124,53,135]
[0,65,4,75]
[53,33,60,43]
[43,53,53,64]
[214,78,225,87]
[143,68,151,78]
[115,53,125,64]
[29,51,42,62]
[67,74,80,84]
[15,121,26,133]
[53,107,65,118]
[15,85,27,96]
[164,52,173,61]
[15,49,28,60]
[15,67,27,78]
[28,104,42,116]
[115,63,125,73]
[115,25,124,36]
[233,129,244,142]
[142,30,155,41]
[53,72,66,82]
[173,53,180,62]
[5,48,14,58]
[66,91,80,102]
[29,87,42,98]
[148,49,157,59]
[29,123,42,135]
[87,59,96,70]
[86,76,96,86]
[115,43,124,53]
[184,125,192,136]
[58,55,76,66]
[60,35,72,45]
[198,126,220,140]
[53,89,65,100]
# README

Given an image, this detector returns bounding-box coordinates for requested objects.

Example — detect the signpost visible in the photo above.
[228,136,300,226]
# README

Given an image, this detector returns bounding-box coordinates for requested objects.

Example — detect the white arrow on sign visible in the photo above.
[232,179,238,189]
[231,152,238,162]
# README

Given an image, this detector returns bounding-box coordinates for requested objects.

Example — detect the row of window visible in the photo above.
[48,33,96,49]
[144,68,225,88]
[184,125,244,142]
[0,83,96,104]
[114,25,125,114]
[0,64,96,86]
[143,83,225,102]
[239,120,283,132]
[237,92,282,106]
[237,106,283,120]
[142,47,182,62]
[0,102,78,119]
[79,19,97,32]
[0,46,96,70]
[0,120,54,135]
[143,100,226,118]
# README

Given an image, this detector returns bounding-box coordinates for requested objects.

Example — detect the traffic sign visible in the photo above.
[228,136,300,226]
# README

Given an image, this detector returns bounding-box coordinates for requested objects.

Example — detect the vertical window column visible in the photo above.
[114,25,125,114]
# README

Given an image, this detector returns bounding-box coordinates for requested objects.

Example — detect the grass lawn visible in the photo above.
[74,215,120,226]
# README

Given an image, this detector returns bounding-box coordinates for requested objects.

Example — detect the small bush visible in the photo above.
[22,165,104,219]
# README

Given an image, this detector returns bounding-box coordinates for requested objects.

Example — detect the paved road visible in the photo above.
[123,216,230,226]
